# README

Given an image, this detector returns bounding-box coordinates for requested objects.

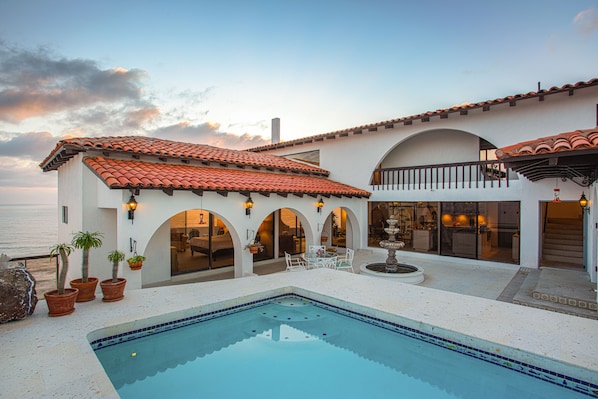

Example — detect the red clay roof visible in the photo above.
[496,127,598,158]
[83,156,371,198]
[251,78,598,152]
[40,136,328,176]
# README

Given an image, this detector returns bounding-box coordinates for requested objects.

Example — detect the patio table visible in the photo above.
[303,251,338,269]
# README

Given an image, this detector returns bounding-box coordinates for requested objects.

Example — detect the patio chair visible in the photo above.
[320,255,338,269]
[336,248,355,272]
[285,252,307,272]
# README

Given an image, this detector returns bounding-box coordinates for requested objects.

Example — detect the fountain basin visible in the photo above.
[360,262,425,284]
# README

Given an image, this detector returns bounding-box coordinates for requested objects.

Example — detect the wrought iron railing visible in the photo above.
[371,160,515,190]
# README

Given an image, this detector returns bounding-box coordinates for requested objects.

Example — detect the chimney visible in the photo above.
[271,118,280,144]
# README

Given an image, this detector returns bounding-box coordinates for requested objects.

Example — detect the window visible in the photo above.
[61,206,68,224]
[368,200,520,264]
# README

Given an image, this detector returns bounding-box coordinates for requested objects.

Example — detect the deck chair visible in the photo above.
[336,248,355,272]
[285,252,307,272]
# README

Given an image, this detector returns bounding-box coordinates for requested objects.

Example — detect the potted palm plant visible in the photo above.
[44,243,78,316]
[70,231,103,302]
[126,254,146,270]
[100,250,126,302]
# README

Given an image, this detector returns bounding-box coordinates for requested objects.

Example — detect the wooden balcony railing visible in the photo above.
[371,160,515,190]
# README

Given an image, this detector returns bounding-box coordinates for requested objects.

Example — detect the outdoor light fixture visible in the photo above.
[316,197,324,213]
[127,195,138,223]
[579,192,589,211]
[245,197,254,216]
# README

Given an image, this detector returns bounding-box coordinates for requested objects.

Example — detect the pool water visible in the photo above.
[92,296,594,398]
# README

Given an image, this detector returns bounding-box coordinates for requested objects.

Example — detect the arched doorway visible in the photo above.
[169,209,234,275]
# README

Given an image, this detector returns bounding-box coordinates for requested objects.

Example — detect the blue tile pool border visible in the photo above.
[89,293,598,397]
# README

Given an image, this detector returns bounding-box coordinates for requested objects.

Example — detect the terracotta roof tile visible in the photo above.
[251,78,598,152]
[496,127,598,159]
[83,157,370,198]
[41,136,328,176]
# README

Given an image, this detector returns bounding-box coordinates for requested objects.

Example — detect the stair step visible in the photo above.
[543,254,584,264]
[545,229,582,237]
[545,224,582,231]
[544,232,582,239]
[544,237,583,246]
[546,218,583,226]
[543,243,583,251]
[543,248,583,257]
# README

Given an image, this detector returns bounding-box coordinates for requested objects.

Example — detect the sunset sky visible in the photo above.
[0,0,597,204]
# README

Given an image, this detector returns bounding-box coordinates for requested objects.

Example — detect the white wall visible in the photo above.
[262,86,598,278]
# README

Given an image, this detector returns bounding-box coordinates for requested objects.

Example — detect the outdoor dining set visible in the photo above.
[284,246,354,272]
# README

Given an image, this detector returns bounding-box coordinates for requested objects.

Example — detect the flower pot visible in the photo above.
[70,277,99,302]
[128,261,143,270]
[100,278,126,302]
[44,288,78,317]
[248,246,259,254]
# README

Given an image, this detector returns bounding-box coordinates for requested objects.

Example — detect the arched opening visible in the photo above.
[169,209,235,275]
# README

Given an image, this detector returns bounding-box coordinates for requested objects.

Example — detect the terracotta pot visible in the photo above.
[128,261,143,270]
[100,278,127,302]
[70,277,99,302]
[248,246,259,254]
[44,288,78,317]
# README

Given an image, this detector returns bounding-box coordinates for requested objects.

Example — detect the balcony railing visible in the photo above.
[371,160,515,190]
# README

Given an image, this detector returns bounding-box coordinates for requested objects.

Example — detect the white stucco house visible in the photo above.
[40,78,598,292]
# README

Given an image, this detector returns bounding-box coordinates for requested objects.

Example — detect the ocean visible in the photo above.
[0,204,58,259]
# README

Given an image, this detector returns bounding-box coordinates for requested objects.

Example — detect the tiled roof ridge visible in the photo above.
[496,127,598,158]
[83,156,371,198]
[250,78,598,152]
[40,135,329,175]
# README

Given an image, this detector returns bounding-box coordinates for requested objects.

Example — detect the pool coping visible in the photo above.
[1,269,597,398]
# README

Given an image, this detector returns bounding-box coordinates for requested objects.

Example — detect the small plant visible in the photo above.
[245,240,264,253]
[126,255,146,264]
[49,243,74,294]
[72,231,103,283]
[107,250,125,283]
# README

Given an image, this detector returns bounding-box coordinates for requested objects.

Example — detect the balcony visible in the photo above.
[371,160,515,191]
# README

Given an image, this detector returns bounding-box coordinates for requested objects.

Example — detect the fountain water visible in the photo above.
[359,215,425,284]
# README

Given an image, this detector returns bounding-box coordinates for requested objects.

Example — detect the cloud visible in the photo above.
[0,41,270,204]
[0,155,55,188]
[60,104,161,136]
[0,131,59,160]
[574,8,598,35]
[150,121,269,149]
[0,43,148,123]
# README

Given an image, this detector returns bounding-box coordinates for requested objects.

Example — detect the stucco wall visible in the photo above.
[261,86,598,281]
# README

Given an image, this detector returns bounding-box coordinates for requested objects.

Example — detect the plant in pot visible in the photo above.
[70,231,103,302]
[100,250,127,302]
[244,240,264,254]
[126,254,146,270]
[45,243,78,316]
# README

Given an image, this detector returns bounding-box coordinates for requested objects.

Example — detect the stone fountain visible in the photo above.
[360,215,425,284]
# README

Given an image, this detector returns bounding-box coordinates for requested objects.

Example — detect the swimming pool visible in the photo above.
[91,294,596,398]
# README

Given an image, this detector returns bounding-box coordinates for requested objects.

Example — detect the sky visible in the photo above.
[0,0,597,205]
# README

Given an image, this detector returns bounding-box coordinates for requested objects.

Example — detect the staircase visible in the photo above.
[542,218,584,267]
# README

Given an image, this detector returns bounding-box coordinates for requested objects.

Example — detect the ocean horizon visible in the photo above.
[0,204,58,258]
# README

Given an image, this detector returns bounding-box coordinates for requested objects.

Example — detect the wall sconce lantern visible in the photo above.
[127,195,138,223]
[579,192,589,211]
[316,197,324,213]
[245,197,254,216]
